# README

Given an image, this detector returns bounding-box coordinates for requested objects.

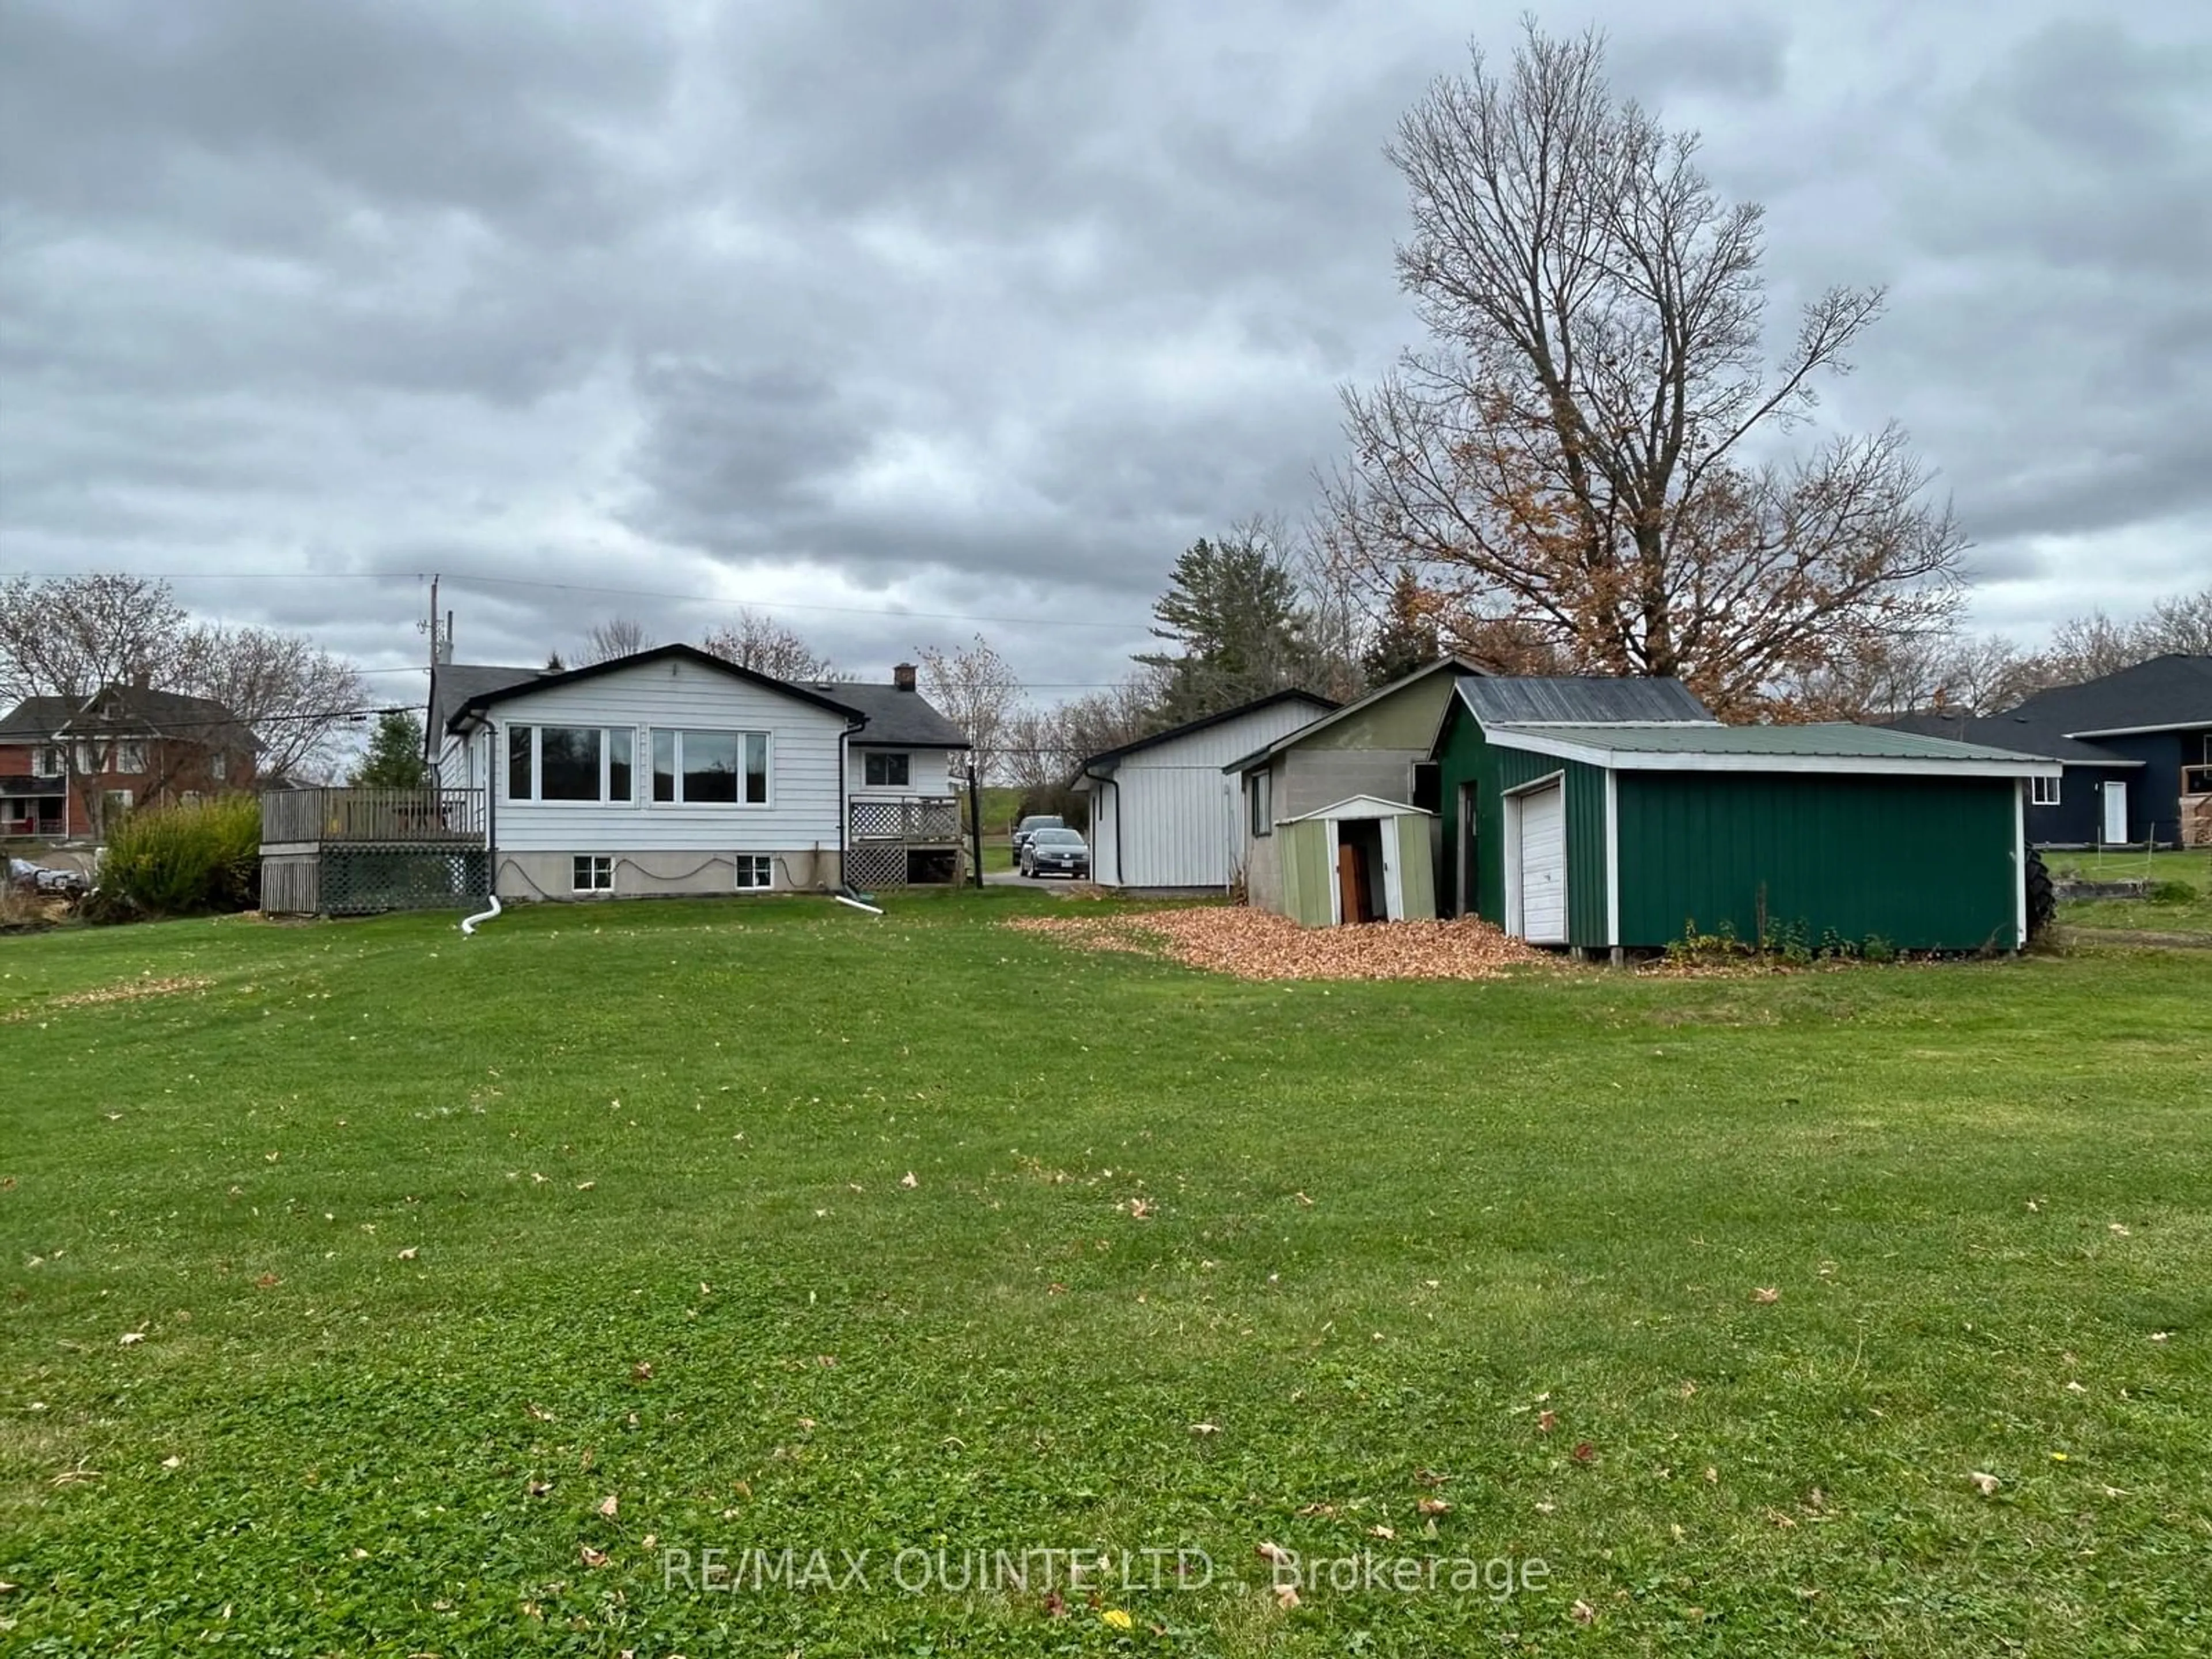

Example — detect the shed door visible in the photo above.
[1518,783,1567,944]
[2101,780,2128,844]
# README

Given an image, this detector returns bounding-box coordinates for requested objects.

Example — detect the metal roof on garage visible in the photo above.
[1455,675,1718,726]
[1484,720,2062,777]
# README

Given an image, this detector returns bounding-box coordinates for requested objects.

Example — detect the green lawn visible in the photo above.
[3,895,2209,1655]
[2051,849,2212,936]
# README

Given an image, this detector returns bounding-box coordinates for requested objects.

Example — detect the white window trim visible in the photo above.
[2029,775,2061,806]
[572,853,614,892]
[733,853,774,891]
[649,727,774,808]
[505,724,639,806]
[32,745,64,778]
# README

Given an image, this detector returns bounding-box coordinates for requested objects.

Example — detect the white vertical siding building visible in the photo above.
[1073,691,1336,891]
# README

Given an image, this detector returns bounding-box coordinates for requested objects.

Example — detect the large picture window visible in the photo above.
[863,751,910,787]
[506,725,636,803]
[650,729,770,805]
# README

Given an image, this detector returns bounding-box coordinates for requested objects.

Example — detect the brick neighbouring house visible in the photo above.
[0,677,258,842]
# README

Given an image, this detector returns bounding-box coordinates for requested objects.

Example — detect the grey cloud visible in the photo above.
[3,0,2210,704]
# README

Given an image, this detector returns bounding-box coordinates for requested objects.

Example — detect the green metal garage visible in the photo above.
[1433,677,2062,955]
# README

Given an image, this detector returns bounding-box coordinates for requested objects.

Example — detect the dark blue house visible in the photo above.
[1887,655,2212,848]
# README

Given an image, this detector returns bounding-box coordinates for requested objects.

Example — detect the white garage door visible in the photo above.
[1518,783,1567,944]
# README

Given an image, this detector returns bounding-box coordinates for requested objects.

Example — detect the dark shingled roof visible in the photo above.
[0,695,75,741]
[1880,709,2140,768]
[1456,675,1718,726]
[429,664,547,740]
[427,651,965,748]
[811,681,970,748]
[1998,654,2212,737]
[3,687,255,751]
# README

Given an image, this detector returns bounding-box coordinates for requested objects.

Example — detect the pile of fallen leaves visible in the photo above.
[2,974,214,1022]
[1004,906,1549,981]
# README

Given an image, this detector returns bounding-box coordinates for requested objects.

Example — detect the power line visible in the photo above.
[93,568,1156,634]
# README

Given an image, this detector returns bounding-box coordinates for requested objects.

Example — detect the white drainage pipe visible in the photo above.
[460,894,503,936]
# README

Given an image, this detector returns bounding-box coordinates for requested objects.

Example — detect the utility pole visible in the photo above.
[427,573,441,669]
[967,760,984,889]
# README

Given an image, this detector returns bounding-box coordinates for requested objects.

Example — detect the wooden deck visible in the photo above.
[260,786,486,851]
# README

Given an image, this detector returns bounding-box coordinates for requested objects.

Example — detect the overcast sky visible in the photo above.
[3,0,2207,704]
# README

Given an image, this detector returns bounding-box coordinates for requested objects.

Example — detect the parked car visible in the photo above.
[7,857,89,899]
[1009,814,1066,864]
[1020,828,1090,878]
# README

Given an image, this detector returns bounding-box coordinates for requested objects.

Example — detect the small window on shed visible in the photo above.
[2031,775,2061,807]
[1249,770,1272,838]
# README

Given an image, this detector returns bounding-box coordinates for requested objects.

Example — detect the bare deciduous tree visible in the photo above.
[173,624,367,780]
[581,617,655,665]
[1323,24,1964,715]
[0,574,366,789]
[699,610,836,682]
[0,573,190,705]
[916,634,1022,785]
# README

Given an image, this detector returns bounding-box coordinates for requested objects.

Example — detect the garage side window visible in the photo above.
[2031,775,2061,806]
[1249,770,1272,838]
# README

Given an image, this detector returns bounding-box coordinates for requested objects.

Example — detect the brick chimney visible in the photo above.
[892,662,917,692]
[131,667,150,691]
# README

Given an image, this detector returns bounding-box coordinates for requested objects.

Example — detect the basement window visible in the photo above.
[2031,776,2061,807]
[733,854,773,891]
[573,855,613,892]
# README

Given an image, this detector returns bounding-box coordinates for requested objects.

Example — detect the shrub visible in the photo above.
[89,796,262,922]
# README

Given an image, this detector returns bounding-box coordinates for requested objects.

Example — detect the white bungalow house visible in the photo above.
[412,646,968,902]
[1071,690,1338,891]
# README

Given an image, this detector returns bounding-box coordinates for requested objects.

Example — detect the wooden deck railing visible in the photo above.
[849,795,962,843]
[261,786,486,848]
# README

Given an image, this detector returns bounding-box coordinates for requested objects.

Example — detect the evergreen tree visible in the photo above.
[351,710,429,788]
[1137,531,1316,722]
[1361,570,1443,688]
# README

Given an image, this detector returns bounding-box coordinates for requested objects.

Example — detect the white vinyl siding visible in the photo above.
[844,746,957,798]
[1099,698,1328,889]
[480,657,847,855]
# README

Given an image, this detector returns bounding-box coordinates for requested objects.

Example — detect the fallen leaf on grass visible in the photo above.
[1189,1422,1220,1437]
[254,1272,281,1289]
[1751,1287,1779,1304]
[529,1480,554,1498]
[581,1546,609,1568]
[1571,1599,1596,1624]
[597,1493,619,1518]
[1536,1410,1558,1433]
[1101,1608,1133,1630]
[1969,1472,2001,1497]
[118,1331,145,1346]
[1417,1497,1451,1516]
[396,1247,418,1262]
[575,1181,596,1192]
[527,1403,555,1422]
[1273,1584,1301,1609]
[1256,1541,1293,1566]
[1571,1442,1596,1464]
[900,1171,919,1190]
[1369,1524,1395,1540]
[160,1455,182,1471]
[632,1362,654,1382]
